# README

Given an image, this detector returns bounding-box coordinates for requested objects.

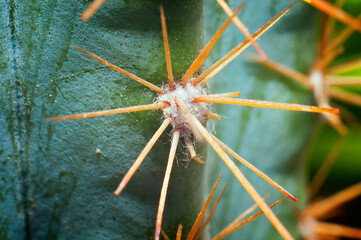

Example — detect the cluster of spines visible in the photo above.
[47,2,344,240]
[251,0,361,135]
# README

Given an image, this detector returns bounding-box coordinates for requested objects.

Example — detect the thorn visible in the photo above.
[302,0,361,32]
[185,173,224,240]
[81,0,107,22]
[204,111,221,121]
[216,0,267,59]
[194,183,228,240]
[155,130,180,240]
[160,5,175,89]
[70,45,163,93]
[114,119,171,196]
[187,111,294,240]
[181,3,245,85]
[213,197,287,239]
[46,102,167,122]
[195,96,339,114]
[193,2,296,86]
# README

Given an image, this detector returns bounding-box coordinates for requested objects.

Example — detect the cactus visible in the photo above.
[1,0,360,239]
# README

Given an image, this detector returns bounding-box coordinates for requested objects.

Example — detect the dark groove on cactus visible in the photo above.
[8,0,30,239]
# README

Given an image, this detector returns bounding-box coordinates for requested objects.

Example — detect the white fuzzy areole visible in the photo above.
[157,82,210,133]
[310,70,323,99]
[298,216,316,239]
[310,70,329,107]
